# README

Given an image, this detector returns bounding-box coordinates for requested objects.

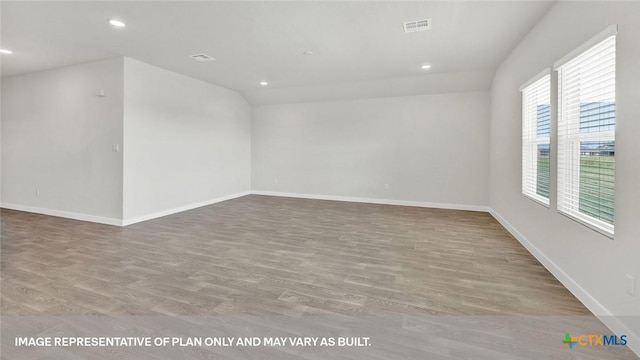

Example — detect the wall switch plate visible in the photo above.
[626,274,635,296]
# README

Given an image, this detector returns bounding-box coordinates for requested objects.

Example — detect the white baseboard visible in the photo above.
[250,190,489,212]
[0,203,122,226]
[122,191,251,226]
[489,208,640,357]
[2,191,251,227]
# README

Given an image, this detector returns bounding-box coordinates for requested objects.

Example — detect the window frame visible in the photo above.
[554,25,617,238]
[520,69,551,207]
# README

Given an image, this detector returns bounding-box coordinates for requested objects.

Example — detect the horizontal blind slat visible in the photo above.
[557,34,616,234]
[522,74,551,205]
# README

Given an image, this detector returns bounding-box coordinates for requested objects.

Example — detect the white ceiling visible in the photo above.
[1,1,554,104]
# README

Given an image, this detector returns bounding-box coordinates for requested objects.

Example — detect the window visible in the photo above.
[521,70,551,205]
[555,26,617,237]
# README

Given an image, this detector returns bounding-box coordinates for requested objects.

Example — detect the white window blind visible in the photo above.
[555,28,616,237]
[521,71,551,205]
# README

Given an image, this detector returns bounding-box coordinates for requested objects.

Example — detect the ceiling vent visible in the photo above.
[403,19,431,33]
[190,53,216,62]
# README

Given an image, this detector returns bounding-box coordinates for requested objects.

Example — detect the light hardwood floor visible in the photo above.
[1,195,636,359]
[0,195,586,316]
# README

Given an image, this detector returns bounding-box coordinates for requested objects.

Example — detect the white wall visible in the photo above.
[1,58,124,224]
[243,69,493,106]
[489,0,640,344]
[122,58,251,223]
[1,56,252,225]
[252,92,490,208]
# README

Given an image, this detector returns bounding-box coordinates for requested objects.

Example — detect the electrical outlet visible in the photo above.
[626,274,635,296]
[112,144,120,153]
[35,189,40,197]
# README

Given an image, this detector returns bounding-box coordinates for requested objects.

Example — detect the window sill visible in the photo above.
[523,193,550,208]
[557,210,614,240]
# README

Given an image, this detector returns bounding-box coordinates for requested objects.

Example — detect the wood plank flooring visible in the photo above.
[1,195,582,317]
[1,195,636,359]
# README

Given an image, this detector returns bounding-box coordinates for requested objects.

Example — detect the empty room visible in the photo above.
[1,1,639,359]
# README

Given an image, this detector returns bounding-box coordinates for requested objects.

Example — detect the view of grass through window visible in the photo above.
[578,102,615,225]
[536,105,550,199]
[579,141,615,224]
[536,144,550,198]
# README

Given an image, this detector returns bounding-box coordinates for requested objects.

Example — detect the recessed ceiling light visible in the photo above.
[0,49,13,55]
[303,51,314,56]
[260,81,269,86]
[421,64,432,70]
[108,19,126,28]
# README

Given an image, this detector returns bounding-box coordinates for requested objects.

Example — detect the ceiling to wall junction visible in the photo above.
[0,1,555,104]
